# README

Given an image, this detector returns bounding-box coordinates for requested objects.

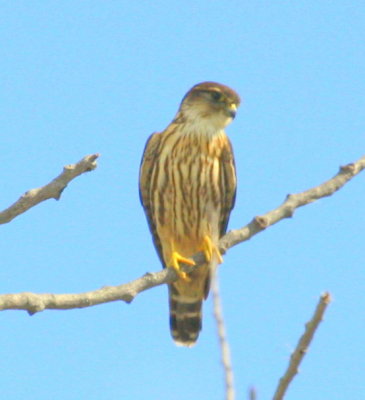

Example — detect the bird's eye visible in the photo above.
[211,91,222,101]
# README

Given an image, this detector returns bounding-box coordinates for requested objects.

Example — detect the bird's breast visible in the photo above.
[153,131,224,246]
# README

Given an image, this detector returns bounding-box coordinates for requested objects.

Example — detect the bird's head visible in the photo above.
[178,82,241,131]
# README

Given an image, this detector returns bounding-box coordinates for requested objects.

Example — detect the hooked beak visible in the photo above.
[227,103,237,119]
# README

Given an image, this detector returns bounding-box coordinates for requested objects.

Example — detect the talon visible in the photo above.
[202,236,223,264]
[170,251,195,281]
[202,236,212,262]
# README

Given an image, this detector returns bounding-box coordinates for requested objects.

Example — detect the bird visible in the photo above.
[139,81,240,346]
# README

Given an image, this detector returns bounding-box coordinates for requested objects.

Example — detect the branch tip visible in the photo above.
[273,292,332,400]
[321,291,332,304]
[89,153,100,160]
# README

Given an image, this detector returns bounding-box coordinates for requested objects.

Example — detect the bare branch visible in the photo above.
[0,268,176,314]
[272,292,332,400]
[0,153,100,224]
[0,155,363,312]
[219,154,365,253]
[212,274,235,400]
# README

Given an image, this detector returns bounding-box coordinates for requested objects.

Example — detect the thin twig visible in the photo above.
[272,292,332,400]
[0,153,99,224]
[212,273,235,400]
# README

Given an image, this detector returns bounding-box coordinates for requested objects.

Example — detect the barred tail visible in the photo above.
[168,285,203,347]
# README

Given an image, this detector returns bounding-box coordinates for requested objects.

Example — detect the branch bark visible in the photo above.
[272,292,332,400]
[0,153,99,224]
[0,154,363,313]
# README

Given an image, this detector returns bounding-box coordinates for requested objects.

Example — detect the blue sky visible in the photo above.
[1,2,364,399]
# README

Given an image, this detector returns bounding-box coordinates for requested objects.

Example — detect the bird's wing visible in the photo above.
[219,137,237,237]
[139,132,166,267]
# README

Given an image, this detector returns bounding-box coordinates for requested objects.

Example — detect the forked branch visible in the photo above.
[0,153,99,224]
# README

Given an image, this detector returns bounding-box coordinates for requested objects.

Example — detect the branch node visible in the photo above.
[254,215,269,229]
[85,165,96,172]
[299,347,307,355]
[340,163,355,173]
[123,294,135,304]
[24,189,36,198]
[24,293,46,315]
[54,187,66,200]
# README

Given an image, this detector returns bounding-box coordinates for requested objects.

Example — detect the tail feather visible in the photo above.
[168,256,219,346]
[169,286,202,347]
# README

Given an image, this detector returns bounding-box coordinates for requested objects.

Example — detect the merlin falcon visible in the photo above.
[139,82,240,346]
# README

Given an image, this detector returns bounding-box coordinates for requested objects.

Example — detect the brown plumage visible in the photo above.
[139,82,240,346]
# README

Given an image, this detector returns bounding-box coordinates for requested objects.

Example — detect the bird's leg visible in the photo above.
[202,235,223,264]
[170,241,195,282]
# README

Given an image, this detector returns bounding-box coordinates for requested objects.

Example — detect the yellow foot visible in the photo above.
[202,236,223,264]
[170,251,195,282]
